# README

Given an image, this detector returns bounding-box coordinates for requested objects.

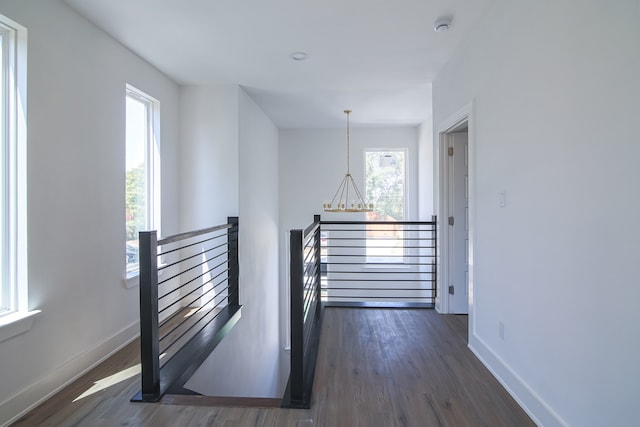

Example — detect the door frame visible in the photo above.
[435,102,475,322]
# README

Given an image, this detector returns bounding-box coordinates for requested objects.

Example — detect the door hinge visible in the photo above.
[448,285,455,295]
[448,147,454,156]
[448,216,454,226]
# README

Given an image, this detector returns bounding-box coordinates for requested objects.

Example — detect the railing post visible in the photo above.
[289,228,304,405]
[432,214,438,300]
[314,215,322,319]
[139,230,160,402]
[227,216,239,307]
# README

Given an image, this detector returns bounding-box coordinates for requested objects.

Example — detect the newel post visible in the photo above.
[314,214,322,320]
[227,217,239,307]
[139,230,160,401]
[289,228,304,404]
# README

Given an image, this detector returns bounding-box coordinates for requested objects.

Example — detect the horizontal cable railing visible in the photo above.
[283,215,323,409]
[133,217,241,403]
[321,216,437,307]
[283,215,437,409]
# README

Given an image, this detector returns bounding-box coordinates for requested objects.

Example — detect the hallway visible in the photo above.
[13,308,534,426]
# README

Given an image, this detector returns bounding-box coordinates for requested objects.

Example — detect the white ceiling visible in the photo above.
[64,0,495,128]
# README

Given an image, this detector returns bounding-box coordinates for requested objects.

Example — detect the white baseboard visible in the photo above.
[0,321,139,427]
[468,332,567,427]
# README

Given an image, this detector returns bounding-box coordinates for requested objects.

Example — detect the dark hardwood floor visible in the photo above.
[12,308,534,426]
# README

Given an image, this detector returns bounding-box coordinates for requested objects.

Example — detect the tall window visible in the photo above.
[0,14,27,318]
[365,150,406,262]
[125,85,160,274]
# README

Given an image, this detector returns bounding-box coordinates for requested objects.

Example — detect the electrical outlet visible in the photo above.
[499,321,505,340]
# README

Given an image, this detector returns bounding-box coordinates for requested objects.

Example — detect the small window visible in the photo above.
[0,14,27,318]
[365,150,406,263]
[125,85,160,275]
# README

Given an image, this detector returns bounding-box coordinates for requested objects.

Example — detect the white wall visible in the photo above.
[183,87,282,398]
[179,85,240,228]
[278,127,419,378]
[418,116,434,220]
[0,1,180,424]
[432,1,640,426]
[279,127,420,229]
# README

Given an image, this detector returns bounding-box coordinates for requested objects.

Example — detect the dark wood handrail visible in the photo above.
[158,223,233,246]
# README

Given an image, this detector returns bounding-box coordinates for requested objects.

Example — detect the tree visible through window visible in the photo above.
[365,150,406,262]
[125,86,159,273]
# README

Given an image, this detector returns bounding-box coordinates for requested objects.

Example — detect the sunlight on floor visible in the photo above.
[73,353,167,402]
[73,364,140,402]
[73,305,213,404]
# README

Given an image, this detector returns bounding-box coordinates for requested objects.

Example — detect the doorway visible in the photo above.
[436,104,473,316]
[446,129,469,314]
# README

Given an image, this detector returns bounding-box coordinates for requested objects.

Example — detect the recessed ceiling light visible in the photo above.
[434,16,453,32]
[290,52,308,61]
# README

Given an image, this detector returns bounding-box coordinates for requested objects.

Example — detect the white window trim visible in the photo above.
[0,13,39,341]
[124,85,160,287]
[0,310,39,343]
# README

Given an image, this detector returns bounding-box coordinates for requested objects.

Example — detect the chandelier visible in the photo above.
[323,110,373,213]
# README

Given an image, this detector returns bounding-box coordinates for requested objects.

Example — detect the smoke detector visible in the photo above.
[434,16,453,32]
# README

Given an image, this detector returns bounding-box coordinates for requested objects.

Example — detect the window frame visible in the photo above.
[125,84,160,279]
[363,148,408,264]
[0,13,38,340]
[0,14,27,319]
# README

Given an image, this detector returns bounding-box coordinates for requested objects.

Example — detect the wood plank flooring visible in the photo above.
[12,308,534,426]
